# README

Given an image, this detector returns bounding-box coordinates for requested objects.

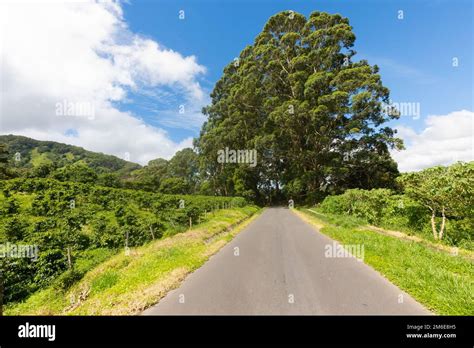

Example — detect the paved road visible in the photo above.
[143,207,430,315]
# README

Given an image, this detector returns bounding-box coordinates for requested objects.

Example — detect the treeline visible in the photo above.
[318,162,473,249]
[0,178,246,305]
[122,148,202,194]
[0,136,208,196]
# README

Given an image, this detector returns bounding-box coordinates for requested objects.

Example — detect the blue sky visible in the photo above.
[121,0,473,141]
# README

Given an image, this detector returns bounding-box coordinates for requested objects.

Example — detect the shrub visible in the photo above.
[320,188,393,224]
[319,162,474,248]
[54,269,84,291]
[33,249,68,287]
[382,195,428,232]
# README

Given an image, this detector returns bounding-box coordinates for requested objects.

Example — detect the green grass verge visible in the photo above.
[295,208,474,316]
[5,205,261,315]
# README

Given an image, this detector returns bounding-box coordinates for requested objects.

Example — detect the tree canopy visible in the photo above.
[196,11,403,204]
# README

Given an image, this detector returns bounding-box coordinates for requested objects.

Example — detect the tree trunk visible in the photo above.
[67,246,73,269]
[149,226,155,240]
[439,206,446,240]
[430,208,438,240]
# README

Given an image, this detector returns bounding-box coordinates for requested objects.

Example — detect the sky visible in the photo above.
[0,0,472,171]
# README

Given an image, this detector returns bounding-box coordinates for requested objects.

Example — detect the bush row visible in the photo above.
[0,178,247,304]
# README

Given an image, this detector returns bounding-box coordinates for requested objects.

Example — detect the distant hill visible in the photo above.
[0,135,200,194]
[0,134,141,177]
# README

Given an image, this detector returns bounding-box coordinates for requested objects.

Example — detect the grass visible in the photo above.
[295,208,474,315]
[5,205,261,315]
[74,248,118,274]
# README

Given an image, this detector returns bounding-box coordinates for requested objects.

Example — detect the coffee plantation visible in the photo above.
[0,178,246,304]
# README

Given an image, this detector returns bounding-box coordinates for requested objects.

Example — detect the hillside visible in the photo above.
[0,134,141,177]
[0,135,202,194]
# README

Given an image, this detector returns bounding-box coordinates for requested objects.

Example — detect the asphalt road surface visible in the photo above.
[143,207,430,315]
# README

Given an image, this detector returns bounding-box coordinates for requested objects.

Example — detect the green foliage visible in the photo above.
[0,143,8,164]
[97,173,121,188]
[0,134,140,177]
[397,162,474,220]
[52,248,116,292]
[0,257,36,303]
[51,162,98,184]
[4,206,259,315]
[0,143,9,179]
[124,149,200,194]
[0,177,247,305]
[30,162,54,178]
[397,162,473,240]
[159,177,190,194]
[53,269,83,291]
[2,215,28,241]
[166,148,200,189]
[89,212,121,248]
[33,249,68,286]
[0,136,207,195]
[320,188,393,225]
[197,11,402,204]
[1,197,20,214]
[319,162,474,247]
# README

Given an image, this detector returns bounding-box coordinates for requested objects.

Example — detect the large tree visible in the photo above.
[196,11,403,204]
[166,148,200,189]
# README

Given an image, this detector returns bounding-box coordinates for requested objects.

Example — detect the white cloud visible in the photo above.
[391,110,474,172]
[0,0,206,164]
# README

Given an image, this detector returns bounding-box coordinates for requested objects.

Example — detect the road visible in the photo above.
[143,207,430,315]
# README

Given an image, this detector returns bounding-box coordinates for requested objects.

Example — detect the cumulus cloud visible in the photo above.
[391,110,474,172]
[0,0,206,164]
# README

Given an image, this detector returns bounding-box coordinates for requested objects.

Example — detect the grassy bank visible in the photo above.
[5,206,260,315]
[295,208,474,315]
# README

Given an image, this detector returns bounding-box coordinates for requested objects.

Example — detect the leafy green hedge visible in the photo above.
[319,162,474,250]
[320,188,430,231]
[0,178,247,304]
